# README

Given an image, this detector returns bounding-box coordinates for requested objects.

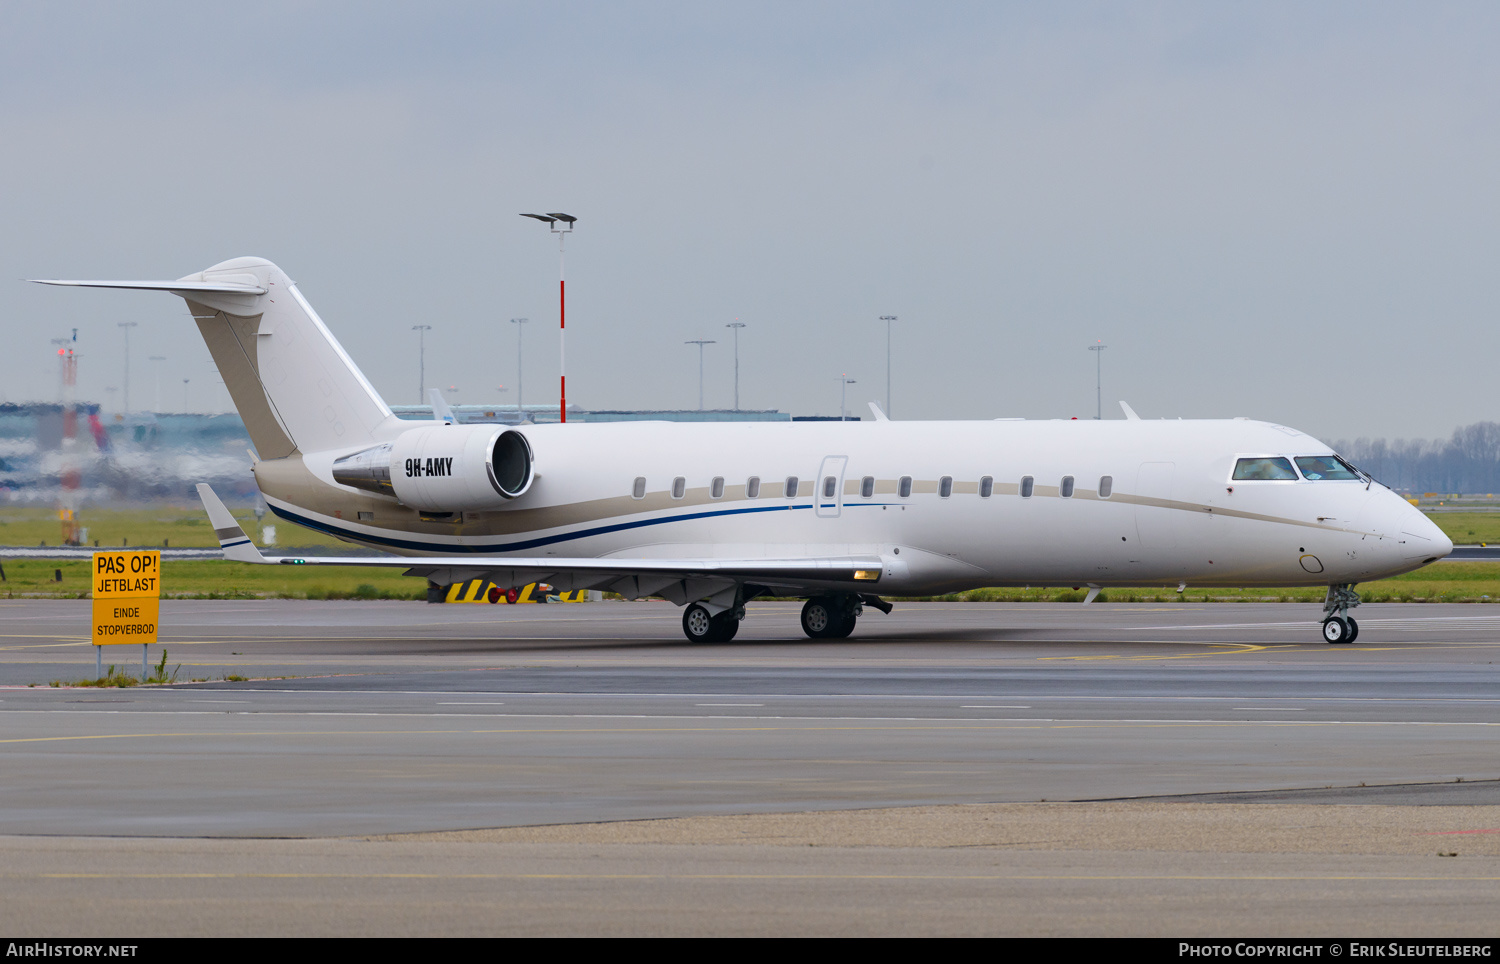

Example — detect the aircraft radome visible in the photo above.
[35,257,1452,644]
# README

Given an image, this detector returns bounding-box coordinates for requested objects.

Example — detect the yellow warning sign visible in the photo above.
[92,551,161,646]
[93,550,161,598]
[92,596,160,645]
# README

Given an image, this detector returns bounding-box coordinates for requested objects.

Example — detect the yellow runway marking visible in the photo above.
[1041,642,1271,661]
[27,872,1500,882]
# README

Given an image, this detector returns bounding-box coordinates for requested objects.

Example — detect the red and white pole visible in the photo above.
[521,213,576,424]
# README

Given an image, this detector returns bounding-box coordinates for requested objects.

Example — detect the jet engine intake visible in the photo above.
[332,425,533,509]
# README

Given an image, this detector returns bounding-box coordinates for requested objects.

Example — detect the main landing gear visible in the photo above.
[682,602,741,643]
[801,596,857,639]
[679,592,893,643]
[1321,584,1361,644]
[800,593,893,640]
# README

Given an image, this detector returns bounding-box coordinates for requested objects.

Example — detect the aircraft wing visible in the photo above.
[196,484,885,603]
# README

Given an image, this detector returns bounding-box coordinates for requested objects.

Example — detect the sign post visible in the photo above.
[91,550,161,679]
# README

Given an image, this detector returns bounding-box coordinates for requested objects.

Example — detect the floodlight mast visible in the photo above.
[411,325,432,403]
[836,374,856,422]
[520,213,576,422]
[510,318,528,415]
[725,321,745,410]
[685,340,715,410]
[117,321,137,414]
[1089,341,1107,420]
[879,316,896,417]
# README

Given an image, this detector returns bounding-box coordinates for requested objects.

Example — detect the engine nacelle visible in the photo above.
[332,425,534,510]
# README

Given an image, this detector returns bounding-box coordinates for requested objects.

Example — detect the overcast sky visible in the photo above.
[2,2,1496,442]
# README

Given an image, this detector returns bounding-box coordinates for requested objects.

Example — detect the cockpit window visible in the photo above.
[1294,455,1360,481]
[1232,457,1298,481]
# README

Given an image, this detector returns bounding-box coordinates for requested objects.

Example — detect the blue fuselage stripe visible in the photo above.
[265,501,885,554]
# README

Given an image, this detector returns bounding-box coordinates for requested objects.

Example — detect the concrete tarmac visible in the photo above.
[2,599,1498,935]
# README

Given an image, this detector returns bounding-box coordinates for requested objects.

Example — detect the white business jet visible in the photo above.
[36,257,1452,644]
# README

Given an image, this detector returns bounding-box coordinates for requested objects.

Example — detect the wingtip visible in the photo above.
[195,483,268,563]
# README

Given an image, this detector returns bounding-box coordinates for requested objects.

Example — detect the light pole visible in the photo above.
[412,325,432,404]
[685,340,715,411]
[1089,341,1107,420]
[510,317,528,414]
[520,212,576,422]
[879,316,896,417]
[149,356,166,413]
[836,374,856,422]
[725,321,745,410]
[117,321,137,414]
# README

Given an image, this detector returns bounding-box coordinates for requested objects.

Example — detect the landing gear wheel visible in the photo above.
[1322,616,1351,644]
[1345,617,1359,643]
[682,604,740,643]
[801,597,857,639]
[683,603,716,643]
[710,610,739,642]
[801,597,835,638]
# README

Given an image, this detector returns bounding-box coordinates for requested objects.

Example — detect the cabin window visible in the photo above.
[672,476,686,499]
[632,476,646,499]
[1020,476,1034,498]
[1232,457,1297,481]
[861,476,875,498]
[823,476,837,498]
[1060,476,1074,498]
[898,476,912,498]
[979,476,993,498]
[785,476,799,498]
[747,476,760,498]
[1294,455,1360,481]
[711,476,725,499]
[1098,475,1113,498]
[939,476,953,498]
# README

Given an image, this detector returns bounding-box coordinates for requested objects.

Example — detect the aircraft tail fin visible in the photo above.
[196,483,269,564]
[35,258,399,458]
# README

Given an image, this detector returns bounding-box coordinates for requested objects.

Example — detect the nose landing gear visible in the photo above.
[1321,585,1361,644]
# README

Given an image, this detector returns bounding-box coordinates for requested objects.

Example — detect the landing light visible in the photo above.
[853,569,880,581]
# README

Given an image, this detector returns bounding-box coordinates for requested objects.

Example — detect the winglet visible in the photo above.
[196,483,268,563]
[429,388,456,425]
[867,401,889,422]
[1120,401,1141,421]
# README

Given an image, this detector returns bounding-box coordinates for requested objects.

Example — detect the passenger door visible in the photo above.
[815,455,849,518]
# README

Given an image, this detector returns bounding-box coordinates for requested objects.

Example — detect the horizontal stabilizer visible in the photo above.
[30,278,267,294]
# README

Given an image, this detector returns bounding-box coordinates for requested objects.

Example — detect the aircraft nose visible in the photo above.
[1395,500,1453,562]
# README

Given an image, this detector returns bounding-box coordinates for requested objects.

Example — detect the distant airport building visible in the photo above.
[389,405,792,424]
[2,403,800,505]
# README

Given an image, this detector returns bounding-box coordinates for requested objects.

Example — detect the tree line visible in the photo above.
[1332,421,1500,495]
